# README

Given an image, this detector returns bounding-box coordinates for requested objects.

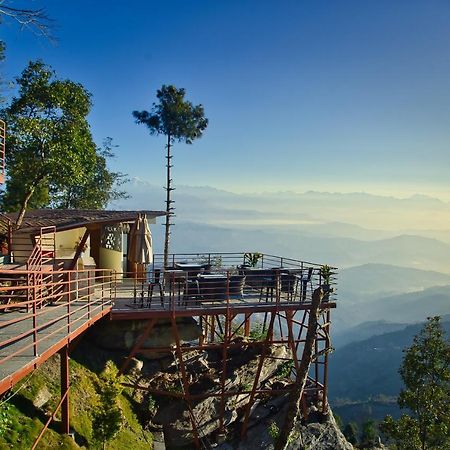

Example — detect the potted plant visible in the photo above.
[320,265,334,300]
[243,252,262,268]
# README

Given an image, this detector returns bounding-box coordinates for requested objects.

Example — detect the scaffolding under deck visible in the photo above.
[111,252,337,447]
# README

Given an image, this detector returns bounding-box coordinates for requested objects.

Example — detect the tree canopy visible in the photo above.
[133,85,208,144]
[381,316,450,450]
[133,84,208,266]
[1,60,127,227]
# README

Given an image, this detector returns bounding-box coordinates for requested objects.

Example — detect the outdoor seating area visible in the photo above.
[112,252,337,317]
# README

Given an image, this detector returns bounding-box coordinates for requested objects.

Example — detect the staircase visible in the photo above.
[26,226,60,307]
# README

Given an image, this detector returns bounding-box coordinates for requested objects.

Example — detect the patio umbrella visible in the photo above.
[128,214,153,305]
[128,214,153,265]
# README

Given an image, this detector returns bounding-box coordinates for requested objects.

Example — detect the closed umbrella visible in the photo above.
[128,214,153,305]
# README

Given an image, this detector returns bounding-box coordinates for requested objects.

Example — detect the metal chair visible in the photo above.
[147,268,164,307]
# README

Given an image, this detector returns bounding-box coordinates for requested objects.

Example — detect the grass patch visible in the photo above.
[0,355,152,449]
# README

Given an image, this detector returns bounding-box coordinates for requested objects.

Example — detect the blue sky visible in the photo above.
[2,0,450,199]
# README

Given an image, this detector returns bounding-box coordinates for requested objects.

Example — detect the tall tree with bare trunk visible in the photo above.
[275,287,327,450]
[133,85,208,267]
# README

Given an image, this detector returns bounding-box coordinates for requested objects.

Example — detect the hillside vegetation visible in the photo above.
[0,355,152,449]
[328,319,450,425]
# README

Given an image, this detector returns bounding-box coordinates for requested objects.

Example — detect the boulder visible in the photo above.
[234,403,354,450]
[153,345,289,447]
[33,386,52,408]
[89,317,202,359]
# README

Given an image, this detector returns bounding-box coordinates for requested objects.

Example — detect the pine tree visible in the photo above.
[381,316,450,450]
[92,361,124,450]
[133,85,208,267]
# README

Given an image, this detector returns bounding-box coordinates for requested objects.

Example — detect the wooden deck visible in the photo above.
[0,298,112,393]
[0,252,338,396]
[111,281,336,320]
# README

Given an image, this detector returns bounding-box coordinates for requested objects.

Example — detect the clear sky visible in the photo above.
[2,0,450,199]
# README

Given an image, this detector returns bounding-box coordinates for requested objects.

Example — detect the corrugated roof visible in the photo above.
[3,209,166,234]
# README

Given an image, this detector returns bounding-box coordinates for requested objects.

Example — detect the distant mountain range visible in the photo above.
[114,179,450,234]
[339,263,450,302]
[146,220,450,275]
[332,320,409,348]
[328,318,450,402]
[117,179,450,331]
[114,180,450,272]
[333,284,450,334]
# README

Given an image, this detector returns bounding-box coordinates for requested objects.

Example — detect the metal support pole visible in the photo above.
[212,315,218,342]
[60,345,70,435]
[170,317,201,449]
[241,311,277,438]
[219,313,230,432]
[32,273,38,357]
[244,313,250,337]
[322,309,331,414]
[67,272,71,334]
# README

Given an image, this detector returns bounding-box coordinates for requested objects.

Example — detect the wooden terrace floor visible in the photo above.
[111,285,336,320]
[0,297,112,394]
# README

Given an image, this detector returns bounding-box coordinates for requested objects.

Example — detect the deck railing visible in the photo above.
[114,252,337,313]
[0,268,115,392]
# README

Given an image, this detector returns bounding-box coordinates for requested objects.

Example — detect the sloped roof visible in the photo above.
[4,209,166,234]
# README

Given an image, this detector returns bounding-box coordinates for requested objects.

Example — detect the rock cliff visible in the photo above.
[82,317,357,450]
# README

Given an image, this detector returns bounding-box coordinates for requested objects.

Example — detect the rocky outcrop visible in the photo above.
[150,344,290,447]
[223,403,354,450]
[89,317,202,359]
[77,318,356,450]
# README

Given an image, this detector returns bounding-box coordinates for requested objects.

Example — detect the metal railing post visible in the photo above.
[276,269,280,306]
[32,272,38,357]
[87,270,91,320]
[114,270,118,305]
[67,272,71,334]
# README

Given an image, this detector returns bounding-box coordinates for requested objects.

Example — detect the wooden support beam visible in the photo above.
[69,228,90,270]
[322,309,331,415]
[275,288,324,450]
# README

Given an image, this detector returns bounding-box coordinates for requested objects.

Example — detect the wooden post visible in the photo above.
[275,287,324,450]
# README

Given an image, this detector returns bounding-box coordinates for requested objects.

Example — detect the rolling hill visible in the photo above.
[339,263,450,302]
[328,319,450,402]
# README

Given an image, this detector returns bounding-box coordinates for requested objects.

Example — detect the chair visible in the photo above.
[182,278,200,306]
[147,268,164,307]
[162,269,187,306]
[228,274,246,299]
[280,271,299,301]
[293,267,314,302]
[198,275,227,301]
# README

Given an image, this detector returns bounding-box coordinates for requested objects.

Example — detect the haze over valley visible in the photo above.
[116,178,450,335]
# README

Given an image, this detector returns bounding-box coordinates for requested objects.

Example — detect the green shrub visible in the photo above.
[0,401,11,436]
[267,420,280,441]
[276,360,295,378]
[249,323,267,341]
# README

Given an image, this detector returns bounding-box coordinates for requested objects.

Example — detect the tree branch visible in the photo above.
[0,2,54,39]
